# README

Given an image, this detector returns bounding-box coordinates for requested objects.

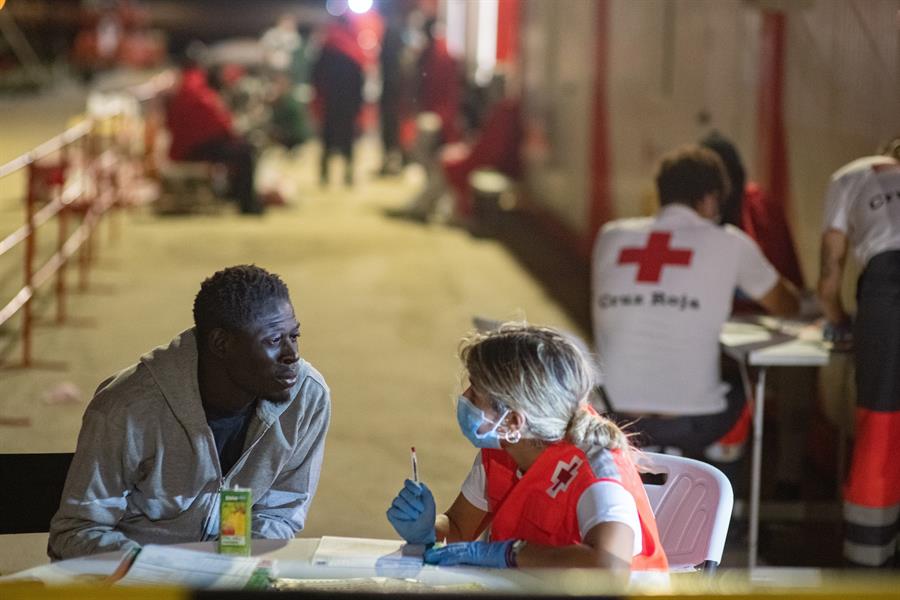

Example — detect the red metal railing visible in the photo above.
[0,73,171,368]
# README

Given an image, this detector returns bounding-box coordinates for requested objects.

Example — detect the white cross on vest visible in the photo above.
[546,456,583,498]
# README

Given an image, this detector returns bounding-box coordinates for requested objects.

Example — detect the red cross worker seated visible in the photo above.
[385,323,668,573]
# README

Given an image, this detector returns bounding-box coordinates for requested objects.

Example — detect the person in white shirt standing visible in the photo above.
[818,136,900,568]
[591,145,799,466]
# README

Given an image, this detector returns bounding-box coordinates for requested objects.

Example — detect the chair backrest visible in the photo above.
[639,452,733,573]
[0,453,73,534]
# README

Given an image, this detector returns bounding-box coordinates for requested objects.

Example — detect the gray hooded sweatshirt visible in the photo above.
[48,329,331,560]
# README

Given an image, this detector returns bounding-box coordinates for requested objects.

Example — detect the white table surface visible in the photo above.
[719,317,831,571]
[720,319,830,367]
[0,538,532,591]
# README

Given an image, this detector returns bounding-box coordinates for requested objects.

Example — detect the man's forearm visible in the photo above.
[49,518,138,561]
[817,277,847,323]
[818,230,850,323]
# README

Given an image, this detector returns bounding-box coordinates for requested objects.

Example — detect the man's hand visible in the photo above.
[386,479,437,545]
[423,540,515,568]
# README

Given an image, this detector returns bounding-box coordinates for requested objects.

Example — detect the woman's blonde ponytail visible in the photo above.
[566,407,629,451]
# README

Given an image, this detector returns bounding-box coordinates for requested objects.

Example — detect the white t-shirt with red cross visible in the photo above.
[591,204,778,416]
[822,156,900,269]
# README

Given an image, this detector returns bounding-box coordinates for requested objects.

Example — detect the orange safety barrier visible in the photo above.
[0,73,172,368]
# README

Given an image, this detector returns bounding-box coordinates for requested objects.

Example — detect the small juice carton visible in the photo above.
[219,486,252,556]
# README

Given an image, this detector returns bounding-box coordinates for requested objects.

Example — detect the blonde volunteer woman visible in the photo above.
[386,323,668,572]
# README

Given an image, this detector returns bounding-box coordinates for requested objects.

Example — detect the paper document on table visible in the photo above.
[117,544,275,590]
[720,322,772,346]
[311,536,425,568]
[274,577,485,593]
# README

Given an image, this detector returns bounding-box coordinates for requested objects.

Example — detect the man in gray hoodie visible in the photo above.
[48,265,331,559]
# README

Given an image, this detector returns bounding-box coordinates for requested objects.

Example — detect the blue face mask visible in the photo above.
[456,395,509,449]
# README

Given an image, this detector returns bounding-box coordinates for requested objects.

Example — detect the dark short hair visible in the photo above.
[700,131,746,226]
[655,145,731,208]
[193,265,291,345]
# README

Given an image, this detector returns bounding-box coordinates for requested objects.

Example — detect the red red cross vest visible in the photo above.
[483,442,668,571]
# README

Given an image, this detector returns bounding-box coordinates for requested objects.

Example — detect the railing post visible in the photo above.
[78,131,92,292]
[109,114,122,243]
[22,161,38,367]
[56,144,69,324]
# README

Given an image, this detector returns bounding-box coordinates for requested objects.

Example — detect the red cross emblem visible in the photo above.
[546,456,583,498]
[617,231,693,283]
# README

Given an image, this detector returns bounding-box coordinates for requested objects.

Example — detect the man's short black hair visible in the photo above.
[655,144,731,209]
[193,265,291,345]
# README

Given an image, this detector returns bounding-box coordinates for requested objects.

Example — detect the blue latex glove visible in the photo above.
[423,540,514,568]
[386,479,436,545]
[823,319,853,351]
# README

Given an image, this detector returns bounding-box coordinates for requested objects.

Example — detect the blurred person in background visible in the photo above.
[312,15,365,187]
[268,71,308,152]
[388,71,522,224]
[701,132,813,499]
[377,4,408,176]
[592,146,800,480]
[818,137,900,567]
[166,47,262,214]
[260,13,301,74]
[415,17,460,146]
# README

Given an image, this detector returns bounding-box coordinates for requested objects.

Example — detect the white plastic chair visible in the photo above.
[640,452,733,573]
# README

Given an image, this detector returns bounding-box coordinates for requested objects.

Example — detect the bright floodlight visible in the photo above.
[348,0,373,14]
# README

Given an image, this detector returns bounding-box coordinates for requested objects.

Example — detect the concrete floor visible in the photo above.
[0,100,581,573]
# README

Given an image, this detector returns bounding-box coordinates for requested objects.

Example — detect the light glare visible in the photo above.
[348,0,373,14]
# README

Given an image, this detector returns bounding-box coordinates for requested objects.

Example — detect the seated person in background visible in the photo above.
[591,146,799,467]
[166,49,262,214]
[700,131,812,497]
[441,92,522,220]
[49,265,331,559]
[389,79,521,224]
[268,71,308,152]
[700,131,805,292]
[387,323,667,572]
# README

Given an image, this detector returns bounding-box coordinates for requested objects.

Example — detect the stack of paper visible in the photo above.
[117,545,275,590]
[311,536,425,569]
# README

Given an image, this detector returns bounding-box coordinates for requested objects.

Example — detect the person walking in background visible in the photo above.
[377,5,407,176]
[312,15,365,187]
[414,17,460,146]
[818,137,900,567]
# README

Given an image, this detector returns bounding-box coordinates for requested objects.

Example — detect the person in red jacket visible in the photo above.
[166,53,262,214]
[386,323,668,573]
[415,18,460,145]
